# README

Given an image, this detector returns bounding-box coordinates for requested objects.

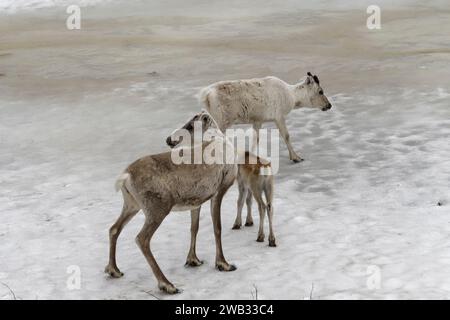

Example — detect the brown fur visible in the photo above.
[241,151,271,175]
[232,152,276,247]
[106,112,237,294]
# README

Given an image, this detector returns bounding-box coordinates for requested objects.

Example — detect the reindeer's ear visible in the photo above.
[305,76,311,85]
[313,75,320,85]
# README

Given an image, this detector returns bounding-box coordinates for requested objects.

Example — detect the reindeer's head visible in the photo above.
[294,72,332,111]
[166,110,218,148]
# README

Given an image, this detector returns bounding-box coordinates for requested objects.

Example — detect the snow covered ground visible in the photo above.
[0,0,449,299]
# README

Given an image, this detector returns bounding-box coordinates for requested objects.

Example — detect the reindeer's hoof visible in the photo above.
[159,283,180,294]
[245,221,254,227]
[232,224,241,230]
[185,258,204,267]
[228,264,237,271]
[269,239,277,247]
[104,265,124,278]
[292,157,304,163]
[216,262,237,272]
[256,235,265,242]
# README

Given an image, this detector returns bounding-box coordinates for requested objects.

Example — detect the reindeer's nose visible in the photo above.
[322,103,331,111]
[322,103,332,111]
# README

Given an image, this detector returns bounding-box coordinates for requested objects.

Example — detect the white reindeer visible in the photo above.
[106,111,237,294]
[199,72,332,162]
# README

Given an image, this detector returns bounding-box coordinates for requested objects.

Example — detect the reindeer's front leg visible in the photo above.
[275,117,303,162]
[211,186,236,272]
[185,207,203,267]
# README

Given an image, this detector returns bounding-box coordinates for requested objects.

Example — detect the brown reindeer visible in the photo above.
[105,111,237,294]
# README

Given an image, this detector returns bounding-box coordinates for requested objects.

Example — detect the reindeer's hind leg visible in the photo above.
[264,181,276,247]
[105,188,140,278]
[245,190,254,226]
[185,207,203,267]
[251,122,262,153]
[136,202,177,294]
[250,182,266,242]
[233,180,247,229]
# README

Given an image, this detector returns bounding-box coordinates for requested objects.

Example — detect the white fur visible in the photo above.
[200,77,296,126]
[199,75,331,161]
[114,173,130,192]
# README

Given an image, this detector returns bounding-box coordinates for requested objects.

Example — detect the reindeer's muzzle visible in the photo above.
[322,103,332,111]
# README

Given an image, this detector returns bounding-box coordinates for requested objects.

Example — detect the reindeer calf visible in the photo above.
[232,152,276,247]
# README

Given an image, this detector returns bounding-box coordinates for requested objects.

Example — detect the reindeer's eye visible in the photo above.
[319,90,324,95]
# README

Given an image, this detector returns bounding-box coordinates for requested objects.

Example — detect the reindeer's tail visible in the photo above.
[198,85,225,130]
[115,173,130,192]
[198,86,213,111]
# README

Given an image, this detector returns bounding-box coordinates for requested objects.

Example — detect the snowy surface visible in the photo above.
[0,0,114,14]
[0,1,449,299]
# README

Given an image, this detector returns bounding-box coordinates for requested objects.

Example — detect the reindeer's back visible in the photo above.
[239,151,272,178]
[202,77,290,126]
[125,152,235,204]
